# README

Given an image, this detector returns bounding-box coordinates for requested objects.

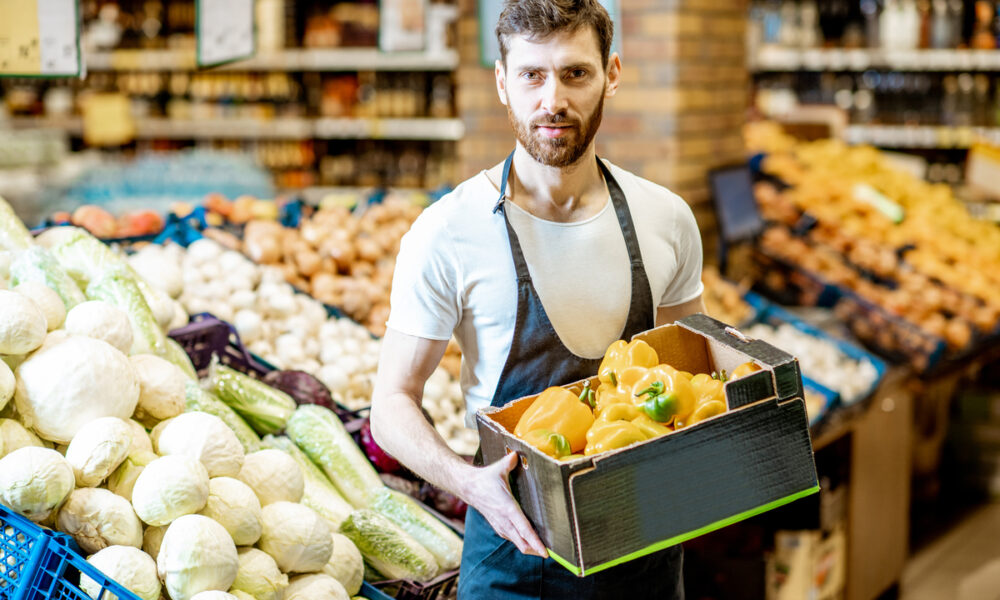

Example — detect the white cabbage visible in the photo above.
[64,300,133,354]
[258,501,332,573]
[65,417,132,487]
[157,514,239,600]
[155,412,244,478]
[229,548,288,600]
[236,449,303,506]
[81,545,161,600]
[284,574,350,600]
[198,477,262,546]
[14,335,139,443]
[56,488,143,554]
[130,354,186,427]
[131,455,210,526]
[0,446,74,521]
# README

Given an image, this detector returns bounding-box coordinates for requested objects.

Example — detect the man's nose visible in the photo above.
[539,77,569,115]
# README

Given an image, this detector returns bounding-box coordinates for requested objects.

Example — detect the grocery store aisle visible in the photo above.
[901,501,1000,600]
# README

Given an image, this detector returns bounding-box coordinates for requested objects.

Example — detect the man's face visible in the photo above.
[497,27,614,168]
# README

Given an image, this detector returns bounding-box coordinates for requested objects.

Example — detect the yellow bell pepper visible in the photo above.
[690,374,726,406]
[630,365,697,425]
[687,400,726,427]
[594,382,631,414]
[598,340,658,386]
[584,420,648,456]
[596,402,641,423]
[730,361,762,380]
[521,429,571,459]
[515,387,595,454]
[631,414,672,439]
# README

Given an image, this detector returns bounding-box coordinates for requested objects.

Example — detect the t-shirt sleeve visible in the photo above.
[659,197,705,307]
[385,210,462,340]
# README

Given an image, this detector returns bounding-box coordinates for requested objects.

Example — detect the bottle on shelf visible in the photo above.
[862,0,882,48]
[973,1,998,48]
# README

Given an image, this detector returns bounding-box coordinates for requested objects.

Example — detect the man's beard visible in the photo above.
[507,93,604,168]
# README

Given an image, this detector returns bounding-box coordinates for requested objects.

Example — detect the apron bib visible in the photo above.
[457,152,684,599]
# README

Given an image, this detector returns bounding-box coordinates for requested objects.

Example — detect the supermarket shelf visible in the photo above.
[85,48,460,72]
[844,124,1000,149]
[751,47,1000,72]
[4,116,465,141]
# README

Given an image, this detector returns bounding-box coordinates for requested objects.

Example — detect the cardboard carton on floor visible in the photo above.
[476,313,820,577]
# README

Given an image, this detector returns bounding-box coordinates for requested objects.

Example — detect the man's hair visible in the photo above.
[495,0,614,68]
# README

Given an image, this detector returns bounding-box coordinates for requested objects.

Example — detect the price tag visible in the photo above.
[0,0,81,77]
[196,0,255,68]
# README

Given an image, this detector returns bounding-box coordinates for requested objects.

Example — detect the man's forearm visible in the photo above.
[369,390,476,502]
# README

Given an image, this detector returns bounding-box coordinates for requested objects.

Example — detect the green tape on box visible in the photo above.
[548,484,821,577]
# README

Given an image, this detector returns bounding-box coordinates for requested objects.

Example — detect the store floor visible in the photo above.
[901,500,1000,600]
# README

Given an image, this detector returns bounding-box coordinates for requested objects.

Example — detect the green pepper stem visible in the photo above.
[635,381,665,398]
[609,371,618,387]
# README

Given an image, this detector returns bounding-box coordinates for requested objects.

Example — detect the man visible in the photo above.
[370,0,704,597]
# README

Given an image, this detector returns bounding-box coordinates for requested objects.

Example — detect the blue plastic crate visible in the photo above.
[744,291,888,408]
[0,505,142,600]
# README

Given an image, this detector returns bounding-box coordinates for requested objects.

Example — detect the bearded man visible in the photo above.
[370,0,704,597]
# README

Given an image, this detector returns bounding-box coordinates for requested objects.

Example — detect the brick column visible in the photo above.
[455,0,749,257]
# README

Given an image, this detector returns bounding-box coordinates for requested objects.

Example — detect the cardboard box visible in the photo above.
[476,314,820,577]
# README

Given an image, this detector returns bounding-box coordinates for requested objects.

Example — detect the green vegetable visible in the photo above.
[165,337,198,380]
[184,381,261,452]
[339,509,438,583]
[9,247,86,309]
[285,405,384,509]
[369,488,463,571]
[86,266,167,357]
[209,360,296,435]
[39,227,174,328]
[636,382,679,423]
[0,197,33,252]
[262,435,353,529]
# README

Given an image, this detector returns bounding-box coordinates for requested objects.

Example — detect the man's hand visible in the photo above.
[465,452,548,558]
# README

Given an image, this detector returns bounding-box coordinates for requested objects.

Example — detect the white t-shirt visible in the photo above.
[387,160,704,426]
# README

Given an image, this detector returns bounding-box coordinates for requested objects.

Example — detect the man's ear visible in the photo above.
[496,59,508,106]
[605,52,622,98]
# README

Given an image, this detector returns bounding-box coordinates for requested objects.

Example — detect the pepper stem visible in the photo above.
[635,381,665,398]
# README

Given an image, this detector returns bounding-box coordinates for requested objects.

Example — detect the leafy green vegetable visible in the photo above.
[339,509,438,583]
[0,197,33,252]
[285,405,383,509]
[184,381,261,452]
[208,360,296,435]
[165,337,198,380]
[9,247,86,309]
[86,266,167,357]
[369,488,462,571]
[262,435,353,529]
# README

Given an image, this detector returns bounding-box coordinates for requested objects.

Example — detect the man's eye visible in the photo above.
[522,72,539,80]
[569,69,586,78]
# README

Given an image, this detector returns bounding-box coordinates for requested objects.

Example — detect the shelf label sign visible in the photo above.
[196,0,255,68]
[477,0,620,67]
[0,0,82,77]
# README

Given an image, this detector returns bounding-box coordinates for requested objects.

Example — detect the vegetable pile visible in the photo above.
[742,322,880,404]
[513,339,760,460]
[128,237,478,457]
[0,198,462,600]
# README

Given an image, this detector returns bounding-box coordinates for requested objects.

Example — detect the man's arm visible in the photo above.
[656,295,706,327]
[369,328,548,557]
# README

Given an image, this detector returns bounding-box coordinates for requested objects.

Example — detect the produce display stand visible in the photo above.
[166,312,460,599]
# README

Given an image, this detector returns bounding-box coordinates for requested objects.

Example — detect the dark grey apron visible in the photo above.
[457,152,684,599]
